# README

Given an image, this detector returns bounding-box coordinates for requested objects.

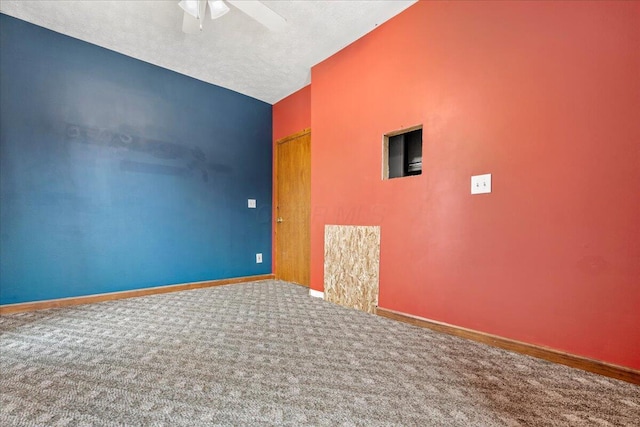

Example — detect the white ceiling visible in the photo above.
[0,0,416,104]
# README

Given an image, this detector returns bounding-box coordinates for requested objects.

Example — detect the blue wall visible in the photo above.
[0,14,272,305]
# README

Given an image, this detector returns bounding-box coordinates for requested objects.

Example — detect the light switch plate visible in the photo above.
[248,199,256,208]
[256,253,263,263]
[471,174,492,194]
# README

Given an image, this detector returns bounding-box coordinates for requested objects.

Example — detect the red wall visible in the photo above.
[272,86,311,271]
[310,1,640,369]
[273,85,311,141]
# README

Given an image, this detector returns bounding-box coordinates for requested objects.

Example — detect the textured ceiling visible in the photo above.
[0,0,416,104]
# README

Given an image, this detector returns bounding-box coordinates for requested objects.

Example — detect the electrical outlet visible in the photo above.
[471,174,492,194]
[256,253,262,263]
[248,199,256,208]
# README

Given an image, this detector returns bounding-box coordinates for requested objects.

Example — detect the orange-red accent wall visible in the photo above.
[309,1,640,369]
[273,85,311,141]
[272,86,312,272]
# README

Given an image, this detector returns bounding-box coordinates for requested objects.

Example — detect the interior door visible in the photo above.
[275,129,311,286]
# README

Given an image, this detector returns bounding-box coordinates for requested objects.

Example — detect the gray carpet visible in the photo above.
[0,280,638,426]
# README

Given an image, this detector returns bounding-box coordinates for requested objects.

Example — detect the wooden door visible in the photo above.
[275,129,311,286]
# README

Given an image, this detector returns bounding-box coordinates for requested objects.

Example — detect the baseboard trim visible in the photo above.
[309,289,324,299]
[0,274,275,315]
[376,307,640,385]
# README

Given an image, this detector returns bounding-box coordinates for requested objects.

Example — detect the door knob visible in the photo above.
[276,217,284,223]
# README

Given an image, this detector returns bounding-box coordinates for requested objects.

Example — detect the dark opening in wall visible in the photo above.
[383,126,422,179]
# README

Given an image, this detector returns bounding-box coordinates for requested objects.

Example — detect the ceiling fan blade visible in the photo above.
[226,0,287,32]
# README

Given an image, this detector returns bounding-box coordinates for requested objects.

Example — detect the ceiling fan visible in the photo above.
[179,0,287,33]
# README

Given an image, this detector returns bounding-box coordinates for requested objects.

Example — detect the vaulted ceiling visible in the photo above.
[0,0,416,104]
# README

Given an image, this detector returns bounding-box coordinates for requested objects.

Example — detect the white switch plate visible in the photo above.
[471,174,492,194]
[248,199,256,208]
[256,253,263,263]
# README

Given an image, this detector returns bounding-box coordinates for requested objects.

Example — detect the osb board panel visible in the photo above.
[324,225,380,313]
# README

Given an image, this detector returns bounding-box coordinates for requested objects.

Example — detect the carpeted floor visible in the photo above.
[0,280,638,426]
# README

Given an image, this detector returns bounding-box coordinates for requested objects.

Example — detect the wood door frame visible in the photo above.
[273,127,311,282]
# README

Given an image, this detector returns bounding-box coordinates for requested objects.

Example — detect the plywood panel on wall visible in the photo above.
[324,225,380,313]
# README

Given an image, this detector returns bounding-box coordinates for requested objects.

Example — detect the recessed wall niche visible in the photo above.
[383,125,423,179]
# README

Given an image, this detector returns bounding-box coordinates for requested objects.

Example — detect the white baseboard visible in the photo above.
[309,289,324,299]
